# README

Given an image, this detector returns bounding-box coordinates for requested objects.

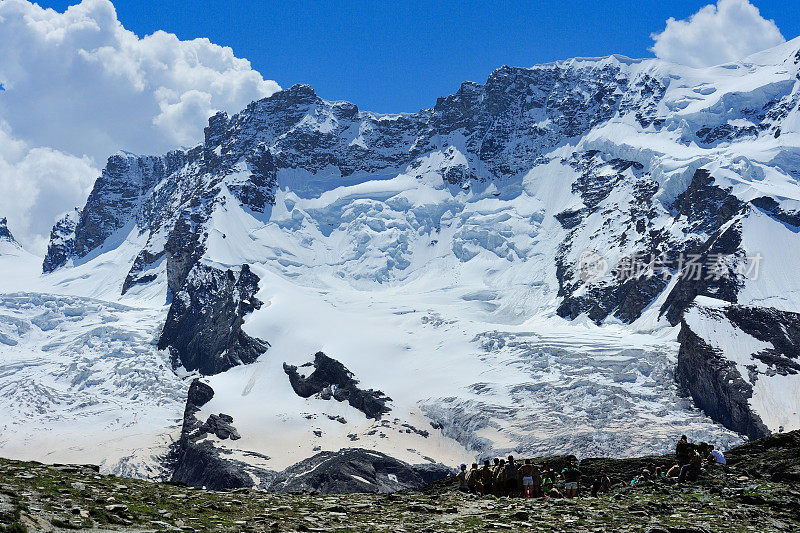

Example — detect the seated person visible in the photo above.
[708,445,726,465]
[590,470,611,496]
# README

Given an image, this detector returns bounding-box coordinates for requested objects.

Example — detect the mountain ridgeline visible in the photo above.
[26,39,800,487]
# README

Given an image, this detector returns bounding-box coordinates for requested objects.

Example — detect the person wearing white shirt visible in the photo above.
[709,445,726,465]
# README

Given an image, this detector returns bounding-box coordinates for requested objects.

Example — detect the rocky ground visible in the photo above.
[1,431,799,532]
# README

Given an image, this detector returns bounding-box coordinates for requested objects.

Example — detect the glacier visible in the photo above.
[2,38,800,486]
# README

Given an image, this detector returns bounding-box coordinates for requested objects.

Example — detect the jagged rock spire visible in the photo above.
[0,217,19,247]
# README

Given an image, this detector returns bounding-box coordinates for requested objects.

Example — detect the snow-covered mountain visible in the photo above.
[0,218,21,255]
[3,37,800,489]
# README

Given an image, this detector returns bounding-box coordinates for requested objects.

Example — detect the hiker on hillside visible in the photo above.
[466,463,481,493]
[697,442,710,460]
[504,455,519,497]
[480,460,494,495]
[541,465,562,498]
[590,469,612,497]
[561,459,582,498]
[708,445,726,465]
[676,435,690,465]
[457,463,469,491]
[518,459,535,498]
[529,461,542,497]
[678,447,702,482]
[493,459,507,496]
[632,468,651,485]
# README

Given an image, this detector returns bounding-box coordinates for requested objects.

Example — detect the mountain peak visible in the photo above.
[272,83,319,104]
[0,217,22,256]
[0,217,18,245]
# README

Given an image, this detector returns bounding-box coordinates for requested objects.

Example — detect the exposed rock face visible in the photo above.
[555,154,670,323]
[161,211,208,297]
[659,170,747,325]
[283,352,391,419]
[41,56,672,285]
[555,164,752,326]
[676,302,800,440]
[37,43,800,465]
[170,381,438,492]
[158,264,269,376]
[751,195,800,227]
[41,59,786,333]
[723,306,800,376]
[170,379,264,490]
[42,143,273,282]
[676,317,769,440]
[269,448,450,494]
[42,209,79,272]
[74,154,177,258]
[0,217,16,245]
[199,413,241,441]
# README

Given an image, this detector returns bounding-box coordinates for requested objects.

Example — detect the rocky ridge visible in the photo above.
[157,263,269,375]
[0,218,16,246]
[1,430,799,532]
[283,352,392,420]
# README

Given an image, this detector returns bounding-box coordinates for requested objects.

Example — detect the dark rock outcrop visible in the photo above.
[676,302,800,439]
[659,221,743,326]
[555,152,671,323]
[170,382,432,493]
[752,195,800,227]
[723,305,800,376]
[162,211,208,297]
[199,413,241,441]
[283,352,391,419]
[0,217,16,245]
[171,440,257,491]
[158,263,269,376]
[42,209,79,272]
[170,379,260,490]
[676,316,769,440]
[73,154,172,258]
[121,249,164,294]
[658,169,747,325]
[269,448,450,494]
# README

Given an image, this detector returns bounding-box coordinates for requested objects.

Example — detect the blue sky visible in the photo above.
[33,1,800,113]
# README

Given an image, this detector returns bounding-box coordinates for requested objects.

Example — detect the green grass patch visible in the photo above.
[0,523,28,533]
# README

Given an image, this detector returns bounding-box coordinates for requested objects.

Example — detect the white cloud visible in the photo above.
[0,123,97,254]
[0,0,280,252]
[651,0,785,68]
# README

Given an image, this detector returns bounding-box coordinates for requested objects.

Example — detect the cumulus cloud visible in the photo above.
[0,123,97,254]
[651,0,785,68]
[0,0,280,252]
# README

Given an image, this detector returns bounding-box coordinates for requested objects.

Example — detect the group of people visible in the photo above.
[670,435,725,481]
[456,436,726,498]
[631,435,726,485]
[456,455,607,499]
